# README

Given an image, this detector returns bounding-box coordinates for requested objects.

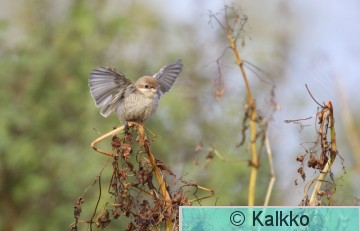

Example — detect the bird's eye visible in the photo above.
[144,84,149,89]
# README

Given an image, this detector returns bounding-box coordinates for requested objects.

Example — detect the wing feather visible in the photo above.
[88,67,136,117]
[153,59,183,96]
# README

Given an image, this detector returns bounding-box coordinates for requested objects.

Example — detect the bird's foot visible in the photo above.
[124,122,130,134]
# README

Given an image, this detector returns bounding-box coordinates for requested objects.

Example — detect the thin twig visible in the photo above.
[305,84,323,107]
[89,175,102,230]
[243,60,274,86]
[264,136,275,206]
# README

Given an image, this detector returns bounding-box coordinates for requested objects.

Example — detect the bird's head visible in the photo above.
[135,76,159,98]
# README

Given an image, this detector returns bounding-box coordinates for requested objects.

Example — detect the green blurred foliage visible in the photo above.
[0,1,138,230]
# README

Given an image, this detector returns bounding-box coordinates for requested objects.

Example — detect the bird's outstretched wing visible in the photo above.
[89,67,136,117]
[153,59,183,96]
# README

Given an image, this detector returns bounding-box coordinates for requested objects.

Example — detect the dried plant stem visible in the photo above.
[131,124,173,231]
[264,136,275,206]
[309,101,337,206]
[91,123,172,230]
[227,33,253,103]
[226,29,258,206]
[143,140,172,231]
[248,112,258,206]
[91,125,126,156]
[210,148,248,163]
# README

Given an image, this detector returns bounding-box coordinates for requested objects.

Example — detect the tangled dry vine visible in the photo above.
[70,123,214,230]
[285,85,344,206]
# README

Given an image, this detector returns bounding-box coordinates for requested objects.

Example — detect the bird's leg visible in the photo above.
[124,122,130,134]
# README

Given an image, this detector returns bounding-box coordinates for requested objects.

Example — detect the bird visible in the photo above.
[88,59,183,125]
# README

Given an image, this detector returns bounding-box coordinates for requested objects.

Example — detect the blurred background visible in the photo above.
[1,0,359,230]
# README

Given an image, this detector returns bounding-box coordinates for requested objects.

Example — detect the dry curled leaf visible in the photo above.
[297,167,306,181]
[296,155,304,162]
[96,209,111,229]
[156,159,175,176]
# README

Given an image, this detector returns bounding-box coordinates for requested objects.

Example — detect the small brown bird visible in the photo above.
[89,59,183,124]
